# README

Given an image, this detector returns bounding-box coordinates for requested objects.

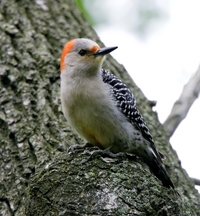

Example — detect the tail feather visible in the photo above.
[142,148,175,189]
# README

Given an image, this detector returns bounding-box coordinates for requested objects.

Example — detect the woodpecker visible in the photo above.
[60,38,174,189]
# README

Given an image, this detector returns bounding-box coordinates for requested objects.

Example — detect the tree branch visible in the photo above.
[191,177,200,186]
[163,64,200,137]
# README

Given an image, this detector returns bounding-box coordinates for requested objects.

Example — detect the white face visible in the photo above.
[65,38,104,75]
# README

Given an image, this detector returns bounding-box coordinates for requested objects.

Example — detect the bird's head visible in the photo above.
[60,38,118,76]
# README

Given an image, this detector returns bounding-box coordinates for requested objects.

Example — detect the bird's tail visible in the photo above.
[141,147,175,189]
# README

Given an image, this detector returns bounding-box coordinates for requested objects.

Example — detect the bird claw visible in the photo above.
[81,148,127,164]
[68,143,93,154]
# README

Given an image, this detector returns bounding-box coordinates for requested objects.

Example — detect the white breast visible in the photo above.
[61,71,134,150]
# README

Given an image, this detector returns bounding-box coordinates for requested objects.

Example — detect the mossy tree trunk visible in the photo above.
[0,0,199,215]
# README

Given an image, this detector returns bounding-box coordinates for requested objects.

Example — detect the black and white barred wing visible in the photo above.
[101,69,154,144]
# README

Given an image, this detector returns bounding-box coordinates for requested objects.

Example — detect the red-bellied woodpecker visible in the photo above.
[60,38,174,189]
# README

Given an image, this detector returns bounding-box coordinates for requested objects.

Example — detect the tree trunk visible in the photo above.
[0,0,199,215]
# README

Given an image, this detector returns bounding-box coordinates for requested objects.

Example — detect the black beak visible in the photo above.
[93,46,118,57]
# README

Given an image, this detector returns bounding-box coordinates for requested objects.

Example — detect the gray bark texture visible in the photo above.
[0,0,200,215]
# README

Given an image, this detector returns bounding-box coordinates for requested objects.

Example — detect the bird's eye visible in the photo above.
[78,49,87,56]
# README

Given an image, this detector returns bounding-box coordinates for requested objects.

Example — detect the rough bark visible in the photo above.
[0,0,200,215]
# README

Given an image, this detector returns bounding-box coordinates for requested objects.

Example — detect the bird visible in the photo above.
[60,38,175,189]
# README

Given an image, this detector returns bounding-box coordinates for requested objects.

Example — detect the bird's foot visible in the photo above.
[68,142,93,154]
[81,147,127,164]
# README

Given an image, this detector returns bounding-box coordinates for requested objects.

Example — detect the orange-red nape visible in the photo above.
[60,39,75,72]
